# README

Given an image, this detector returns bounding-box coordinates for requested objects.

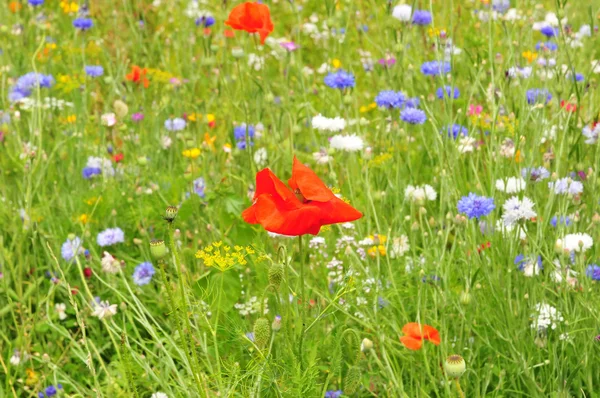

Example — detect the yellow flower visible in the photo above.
[204,133,216,150]
[206,114,216,123]
[522,51,538,64]
[60,1,79,13]
[78,214,89,224]
[182,148,201,159]
[187,113,197,122]
[360,103,377,113]
[85,197,100,205]
[332,59,342,69]
[195,241,255,272]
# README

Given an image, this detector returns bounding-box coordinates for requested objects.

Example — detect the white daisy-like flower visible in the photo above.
[548,178,583,195]
[531,302,563,331]
[501,196,536,226]
[405,184,437,203]
[392,4,412,22]
[457,136,476,153]
[311,114,346,132]
[55,303,67,320]
[253,147,268,167]
[495,177,526,193]
[329,134,364,152]
[390,235,410,258]
[92,300,118,320]
[560,233,593,253]
[101,251,121,274]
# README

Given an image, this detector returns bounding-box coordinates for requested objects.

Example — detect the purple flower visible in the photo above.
[375,90,405,109]
[521,166,550,182]
[526,89,552,105]
[9,72,54,102]
[28,0,44,5]
[535,41,558,51]
[85,65,104,77]
[73,18,93,31]
[82,167,101,179]
[324,70,355,90]
[540,26,558,38]
[164,118,186,131]
[550,215,571,228]
[280,41,299,52]
[400,108,427,124]
[195,15,215,27]
[586,264,600,281]
[436,86,459,99]
[61,236,82,261]
[325,391,343,398]
[412,10,432,25]
[421,61,451,76]
[97,228,125,247]
[457,193,495,219]
[234,124,255,149]
[193,177,206,198]
[45,385,57,397]
[132,262,155,286]
[131,112,144,122]
[443,124,468,139]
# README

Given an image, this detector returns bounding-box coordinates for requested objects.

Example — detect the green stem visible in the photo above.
[212,272,225,393]
[455,378,465,398]
[298,235,306,371]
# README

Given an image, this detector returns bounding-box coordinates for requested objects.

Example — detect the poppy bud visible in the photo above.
[231,47,245,58]
[165,206,178,223]
[268,263,283,289]
[444,354,466,378]
[150,240,168,260]
[460,291,472,305]
[343,94,353,105]
[253,317,271,349]
[360,338,373,352]
[344,366,361,395]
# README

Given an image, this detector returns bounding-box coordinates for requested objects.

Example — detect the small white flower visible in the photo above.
[247,53,265,71]
[495,177,526,193]
[531,302,563,332]
[151,393,169,398]
[9,351,21,366]
[551,259,578,287]
[457,136,476,153]
[253,147,268,167]
[548,178,583,196]
[501,196,536,227]
[404,184,437,203]
[560,233,593,253]
[55,303,67,320]
[582,124,600,144]
[101,251,121,274]
[161,135,173,149]
[329,134,364,152]
[101,112,117,127]
[495,220,527,240]
[390,235,410,258]
[92,300,118,320]
[392,4,412,22]
[312,114,346,132]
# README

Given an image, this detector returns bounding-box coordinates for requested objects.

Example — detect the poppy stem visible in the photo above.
[454,378,465,398]
[298,234,306,370]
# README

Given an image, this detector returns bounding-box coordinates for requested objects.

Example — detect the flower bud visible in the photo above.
[150,240,168,260]
[460,291,472,305]
[253,317,271,349]
[344,366,361,394]
[165,206,178,222]
[271,315,282,332]
[113,100,129,119]
[268,263,283,289]
[444,354,466,378]
[360,338,373,352]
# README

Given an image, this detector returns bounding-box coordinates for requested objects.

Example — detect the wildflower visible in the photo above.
[9,350,21,366]
[526,89,552,105]
[548,178,583,196]
[225,2,274,44]
[405,184,436,203]
[501,196,536,227]
[73,18,93,30]
[443,124,468,139]
[92,300,118,319]
[444,355,466,378]
[126,65,149,88]
[8,72,54,102]
[324,391,343,398]
[324,70,355,90]
[531,302,563,331]
[586,265,600,281]
[457,193,495,219]
[97,227,125,247]
[400,108,427,124]
[582,124,600,144]
[400,322,440,350]
[132,112,144,122]
[550,215,571,228]
[392,4,412,22]
[412,10,432,25]
[61,235,83,261]
[132,262,155,286]
[193,177,206,198]
[421,61,451,76]
[182,148,201,159]
[457,136,476,153]
[521,167,550,182]
[390,235,410,258]
[55,303,67,320]
[233,124,255,149]
[329,134,364,152]
[436,86,459,99]
[85,65,103,77]
[495,177,526,193]
[507,66,532,79]
[101,251,121,273]
[375,90,405,108]
[195,15,215,28]
[515,254,543,276]
[540,26,559,38]
[535,41,558,51]
[28,0,44,6]
[151,393,168,398]
[560,233,593,253]
[164,117,186,131]
[311,114,346,132]
[242,157,362,236]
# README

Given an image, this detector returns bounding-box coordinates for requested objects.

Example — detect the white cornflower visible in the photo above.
[501,196,536,226]
[253,147,268,167]
[329,134,364,152]
[392,4,412,22]
[457,136,476,153]
[86,156,115,177]
[55,303,67,320]
[311,114,346,132]
[560,233,593,253]
[404,184,437,203]
[92,300,118,320]
[9,350,21,366]
[234,296,268,316]
[551,259,578,287]
[313,148,331,164]
[101,112,117,127]
[531,302,563,332]
[247,53,265,71]
[101,251,121,274]
[390,235,410,258]
[582,124,600,144]
[548,178,583,196]
[495,177,526,193]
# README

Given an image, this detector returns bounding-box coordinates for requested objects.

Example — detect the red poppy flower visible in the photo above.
[560,100,577,113]
[224,2,274,44]
[126,65,149,88]
[112,153,124,163]
[242,157,362,236]
[400,323,441,350]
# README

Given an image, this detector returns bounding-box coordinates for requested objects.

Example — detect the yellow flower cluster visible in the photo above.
[60,1,79,13]
[195,241,255,272]
[366,235,387,257]
[368,152,393,168]
[469,113,517,134]
[360,103,377,113]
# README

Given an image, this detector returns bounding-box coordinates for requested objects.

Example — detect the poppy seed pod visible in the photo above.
[150,240,168,260]
[444,354,466,378]
[268,262,283,288]
[253,317,271,349]
[344,366,361,394]
[165,206,178,222]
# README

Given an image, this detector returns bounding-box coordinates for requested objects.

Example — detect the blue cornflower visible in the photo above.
[132,262,155,286]
[550,215,571,228]
[457,193,495,219]
[45,385,57,397]
[82,167,101,179]
[535,41,558,51]
[574,73,584,82]
[234,124,255,149]
[164,117,186,131]
[586,264,600,281]
[404,97,420,108]
[323,70,355,90]
[400,108,427,124]
[96,227,125,247]
[28,0,44,5]
[73,18,93,30]
[193,177,206,198]
[540,26,558,38]
[9,72,54,102]
[492,0,510,12]
[443,124,468,139]
[375,90,405,108]
[196,16,215,27]
[521,166,550,182]
[61,236,82,262]
[436,86,459,99]
[421,61,451,76]
[515,254,543,275]
[325,390,343,398]
[412,10,432,25]
[85,65,104,77]
[526,89,552,105]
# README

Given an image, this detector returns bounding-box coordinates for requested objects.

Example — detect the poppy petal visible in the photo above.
[402,322,424,339]
[400,336,423,350]
[253,168,297,203]
[422,325,440,345]
[288,156,335,202]
[313,196,363,225]
[252,194,321,235]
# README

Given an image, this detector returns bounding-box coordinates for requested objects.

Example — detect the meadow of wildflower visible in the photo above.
[2,0,600,397]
